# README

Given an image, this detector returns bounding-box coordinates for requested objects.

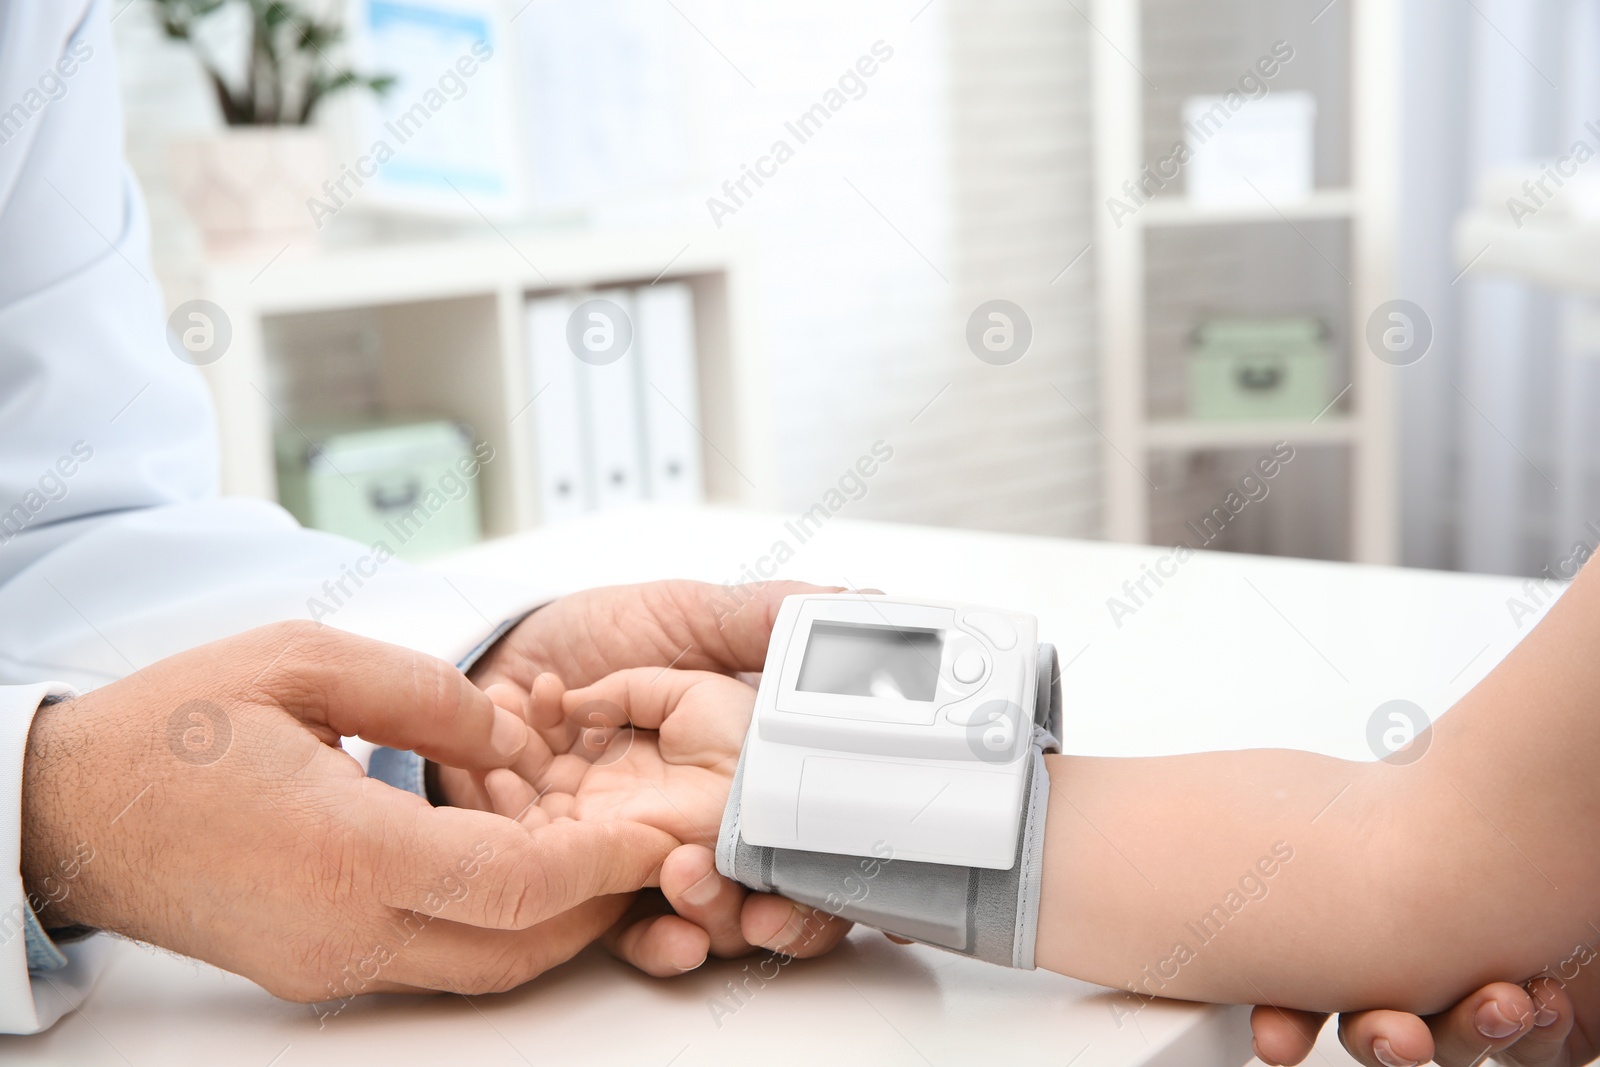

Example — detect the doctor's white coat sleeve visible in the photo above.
[0,0,545,1034]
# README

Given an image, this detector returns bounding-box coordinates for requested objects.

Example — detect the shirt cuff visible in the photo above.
[367,747,427,799]
[3,681,100,1033]
[365,609,536,802]
[19,910,92,973]
[21,908,66,973]
[19,694,98,974]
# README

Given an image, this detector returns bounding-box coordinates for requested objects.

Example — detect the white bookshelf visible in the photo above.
[1456,208,1600,295]
[1139,188,1359,227]
[1144,415,1359,450]
[1090,0,1400,564]
[160,227,771,538]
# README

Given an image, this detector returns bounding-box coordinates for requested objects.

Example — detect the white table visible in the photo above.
[1,506,1548,1066]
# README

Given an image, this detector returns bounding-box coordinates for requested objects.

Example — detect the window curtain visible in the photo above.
[1400,0,1600,576]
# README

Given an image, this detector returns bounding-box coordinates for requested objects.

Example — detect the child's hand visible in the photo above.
[480,668,752,846]
[474,668,852,975]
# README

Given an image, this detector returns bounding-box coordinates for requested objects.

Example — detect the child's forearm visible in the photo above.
[1034,748,1430,1010]
[1034,558,1600,1014]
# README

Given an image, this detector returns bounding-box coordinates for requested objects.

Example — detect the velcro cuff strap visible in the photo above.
[716,725,1055,969]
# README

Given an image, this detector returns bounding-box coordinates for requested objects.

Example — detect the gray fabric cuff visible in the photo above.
[716,725,1056,969]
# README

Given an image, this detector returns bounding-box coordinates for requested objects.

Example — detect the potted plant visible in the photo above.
[159,0,394,254]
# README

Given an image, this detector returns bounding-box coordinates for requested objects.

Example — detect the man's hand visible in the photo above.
[20,621,678,1003]
[466,578,821,694]
[1251,966,1595,1066]
[436,580,854,976]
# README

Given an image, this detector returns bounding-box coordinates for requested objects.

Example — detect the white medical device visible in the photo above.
[717,594,1062,968]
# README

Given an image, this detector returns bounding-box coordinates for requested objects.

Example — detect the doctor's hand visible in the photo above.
[1250,967,1596,1066]
[436,579,854,975]
[478,667,852,975]
[462,579,834,708]
[19,622,678,1003]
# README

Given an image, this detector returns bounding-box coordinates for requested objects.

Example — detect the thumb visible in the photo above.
[384,804,678,930]
[252,622,529,769]
[668,579,847,673]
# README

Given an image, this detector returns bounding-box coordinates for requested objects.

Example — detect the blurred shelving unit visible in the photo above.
[158,228,770,537]
[1144,415,1359,450]
[1089,0,1400,564]
[1455,199,1600,564]
[1138,188,1359,227]
[1456,208,1600,294]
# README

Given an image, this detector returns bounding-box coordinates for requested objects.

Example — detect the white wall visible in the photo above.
[111,0,1104,541]
[110,3,217,265]
[933,0,1100,536]
[586,0,1103,537]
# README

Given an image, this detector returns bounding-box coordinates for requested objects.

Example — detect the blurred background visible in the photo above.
[120,0,1600,581]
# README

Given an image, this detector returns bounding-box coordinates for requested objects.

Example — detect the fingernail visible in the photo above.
[490,706,529,758]
[773,905,815,949]
[1372,1039,1419,1067]
[755,906,802,950]
[679,869,721,907]
[1475,999,1521,1039]
[1535,1005,1558,1027]
[672,946,707,973]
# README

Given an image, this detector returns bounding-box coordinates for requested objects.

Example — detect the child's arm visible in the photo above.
[509,557,1600,1016]
[1036,553,1600,1015]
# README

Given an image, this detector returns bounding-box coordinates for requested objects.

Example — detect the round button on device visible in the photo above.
[952,650,987,684]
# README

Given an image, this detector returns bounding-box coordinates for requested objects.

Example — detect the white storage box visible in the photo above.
[1184,91,1316,205]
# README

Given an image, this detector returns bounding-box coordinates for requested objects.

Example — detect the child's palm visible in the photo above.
[485,669,755,848]
[474,666,854,977]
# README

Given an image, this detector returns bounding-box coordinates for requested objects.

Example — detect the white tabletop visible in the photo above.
[2,506,1548,1066]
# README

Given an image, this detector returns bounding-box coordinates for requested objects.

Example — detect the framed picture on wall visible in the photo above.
[339,0,524,219]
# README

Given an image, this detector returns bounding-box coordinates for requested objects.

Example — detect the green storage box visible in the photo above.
[276,417,483,561]
[1190,318,1329,421]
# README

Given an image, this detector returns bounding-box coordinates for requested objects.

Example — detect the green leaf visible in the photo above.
[158,0,390,125]
[260,2,294,29]
[150,0,228,38]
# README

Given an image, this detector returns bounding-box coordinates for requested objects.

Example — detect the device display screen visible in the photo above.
[795,621,942,701]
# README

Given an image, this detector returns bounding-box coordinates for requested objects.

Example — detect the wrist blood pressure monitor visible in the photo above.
[716,594,1061,969]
